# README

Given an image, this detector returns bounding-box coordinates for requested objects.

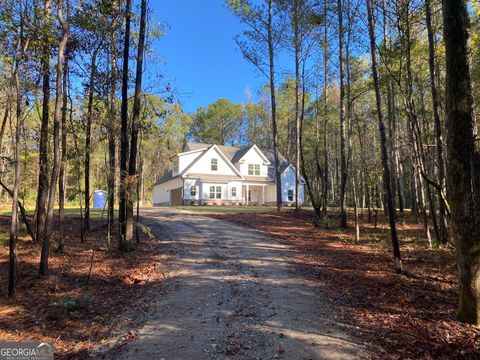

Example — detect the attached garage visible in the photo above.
[153,176,183,206]
[170,187,183,206]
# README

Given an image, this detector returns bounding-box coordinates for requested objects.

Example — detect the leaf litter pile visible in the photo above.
[0,215,172,359]
[209,210,480,359]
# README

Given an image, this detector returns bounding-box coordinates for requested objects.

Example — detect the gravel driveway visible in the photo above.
[110,207,366,360]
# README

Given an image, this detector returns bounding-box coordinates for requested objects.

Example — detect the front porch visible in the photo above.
[242,184,267,206]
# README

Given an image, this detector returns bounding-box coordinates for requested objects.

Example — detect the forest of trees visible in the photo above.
[0,0,479,325]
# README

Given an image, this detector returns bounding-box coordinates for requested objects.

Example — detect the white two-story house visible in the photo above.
[152,142,305,206]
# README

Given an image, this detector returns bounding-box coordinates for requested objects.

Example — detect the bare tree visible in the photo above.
[322,0,329,224]
[338,0,347,229]
[125,0,147,243]
[107,0,119,248]
[39,0,69,275]
[425,0,448,244]
[227,0,283,210]
[57,59,68,253]
[8,0,30,296]
[35,0,52,243]
[367,0,402,273]
[119,0,132,250]
[84,47,99,232]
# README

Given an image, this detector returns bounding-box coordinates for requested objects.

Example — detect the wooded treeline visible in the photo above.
[0,0,479,325]
[0,0,194,294]
[222,0,479,324]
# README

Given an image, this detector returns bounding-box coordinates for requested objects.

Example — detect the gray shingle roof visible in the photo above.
[183,142,240,162]
[153,170,179,186]
[183,142,209,152]
[156,142,294,185]
[230,145,254,164]
[263,149,291,181]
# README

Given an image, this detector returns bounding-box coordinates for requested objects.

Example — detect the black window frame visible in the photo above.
[211,158,218,171]
[288,189,294,201]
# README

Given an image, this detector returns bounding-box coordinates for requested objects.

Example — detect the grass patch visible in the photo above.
[0,206,117,220]
[0,233,9,246]
[174,205,284,215]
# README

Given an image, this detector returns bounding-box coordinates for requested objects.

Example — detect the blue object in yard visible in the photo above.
[93,190,107,209]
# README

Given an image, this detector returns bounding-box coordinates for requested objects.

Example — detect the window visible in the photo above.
[190,186,196,197]
[288,189,294,201]
[231,187,237,197]
[248,164,260,175]
[211,158,218,171]
[172,159,179,173]
[209,186,222,199]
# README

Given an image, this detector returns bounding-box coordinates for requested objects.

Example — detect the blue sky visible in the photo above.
[149,0,267,113]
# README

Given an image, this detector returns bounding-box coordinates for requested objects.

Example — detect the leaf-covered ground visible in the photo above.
[208,210,480,359]
[0,215,172,359]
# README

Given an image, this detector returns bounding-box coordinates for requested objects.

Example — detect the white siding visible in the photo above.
[153,177,183,205]
[265,184,277,203]
[237,147,269,177]
[178,151,204,174]
[281,165,305,203]
[187,147,239,176]
[228,181,243,201]
[201,183,227,201]
[183,178,200,201]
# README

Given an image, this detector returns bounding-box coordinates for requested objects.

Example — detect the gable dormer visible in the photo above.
[233,145,271,177]
[182,145,243,177]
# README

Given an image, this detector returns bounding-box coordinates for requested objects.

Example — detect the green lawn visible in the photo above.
[0,206,115,219]
[173,205,286,215]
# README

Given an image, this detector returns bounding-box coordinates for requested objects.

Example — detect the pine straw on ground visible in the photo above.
[209,210,480,360]
[0,215,172,359]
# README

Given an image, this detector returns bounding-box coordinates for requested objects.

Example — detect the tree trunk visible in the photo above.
[39,0,68,275]
[383,0,397,216]
[57,59,68,253]
[267,0,282,211]
[367,0,402,273]
[107,1,118,248]
[442,0,480,325]
[402,0,438,245]
[124,0,147,244]
[0,96,10,153]
[8,29,25,296]
[426,0,448,244]
[354,113,371,224]
[338,0,347,229]
[84,48,98,233]
[323,0,329,226]
[35,0,52,244]
[293,0,301,211]
[348,109,359,243]
[119,0,132,250]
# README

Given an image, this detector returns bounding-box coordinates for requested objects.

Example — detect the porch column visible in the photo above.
[246,184,249,206]
[262,185,265,205]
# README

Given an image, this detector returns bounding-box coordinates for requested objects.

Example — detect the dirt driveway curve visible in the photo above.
[110,207,366,360]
